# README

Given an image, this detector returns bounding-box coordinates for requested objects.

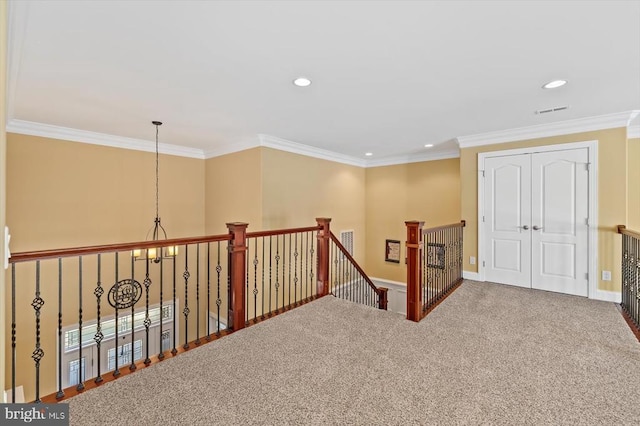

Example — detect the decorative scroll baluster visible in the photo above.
[261,237,265,319]
[196,244,201,345]
[11,263,16,403]
[310,232,315,297]
[246,242,250,324]
[268,236,273,316]
[114,253,120,376]
[294,233,299,305]
[158,256,165,360]
[288,234,292,307]
[305,232,309,300]
[252,238,258,321]
[216,241,222,335]
[275,236,281,312]
[207,242,211,341]
[143,255,152,365]
[172,254,177,356]
[93,255,104,384]
[32,261,45,402]
[77,257,85,391]
[129,255,137,371]
[183,245,190,350]
[57,258,65,398]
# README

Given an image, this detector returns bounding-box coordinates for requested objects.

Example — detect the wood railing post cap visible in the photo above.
[316,218,332,223]
[405,220,425,226]
[226,222,249,228]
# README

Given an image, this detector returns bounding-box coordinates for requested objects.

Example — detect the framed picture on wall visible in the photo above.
[426,243,445,269]
[385,239,401,263]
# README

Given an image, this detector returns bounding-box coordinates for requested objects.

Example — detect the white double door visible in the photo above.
[483,148,589,297]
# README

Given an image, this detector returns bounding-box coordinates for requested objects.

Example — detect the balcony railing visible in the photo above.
[405,221,465,322]
[618,225,640,341]
[7,217,384,403]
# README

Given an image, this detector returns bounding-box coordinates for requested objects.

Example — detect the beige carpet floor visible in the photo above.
[68,281,640,425]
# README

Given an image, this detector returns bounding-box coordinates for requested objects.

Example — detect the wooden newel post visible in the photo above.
[316,218,332,297]
[378,287,389,310]
[406,221,424,322]
[227,222,248,331]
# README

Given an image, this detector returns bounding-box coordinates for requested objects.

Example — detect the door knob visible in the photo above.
[519,225,529,230]
[533,225,543,231]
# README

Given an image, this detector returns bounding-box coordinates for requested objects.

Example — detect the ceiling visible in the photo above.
[6,1,640,164]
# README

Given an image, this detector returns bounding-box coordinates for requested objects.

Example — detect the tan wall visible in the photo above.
[628,137,640,230]
[261,148,366,262]
[204,148,262,234]
[5,134,206,400]
[461,127,627,292]
[7,134,205,251]
[1,0,8,397]
[365,158,461,282]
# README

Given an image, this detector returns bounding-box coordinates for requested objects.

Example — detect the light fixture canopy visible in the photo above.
[542,79,568,89]
[133,121,178,263]
[293,77,312,87]
[424,144,434,148]
[365,152,373,157]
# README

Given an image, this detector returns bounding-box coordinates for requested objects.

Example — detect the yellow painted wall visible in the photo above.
[461,127,627,292]
[7,134,205,252]
[628,138,640,230]
[365,158,461,282]
[1,0,8,397]
[204,148,262,234]
[261,148,366,263]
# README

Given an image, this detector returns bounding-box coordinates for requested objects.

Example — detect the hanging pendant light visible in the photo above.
[133,121,178,263]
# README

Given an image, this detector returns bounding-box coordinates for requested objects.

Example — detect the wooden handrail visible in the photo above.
[247,225,321,239]
[617,225,640,240]
[329,232,381,296]
[422,220,466,234]
[10,224,324,264]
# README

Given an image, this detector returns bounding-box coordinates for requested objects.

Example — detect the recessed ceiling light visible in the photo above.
[365,152,373,156]
[293,77,312,87]
[424,144,434,148]
[542,79,567,89]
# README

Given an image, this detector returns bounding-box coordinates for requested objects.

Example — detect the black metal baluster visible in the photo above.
[216,241,222,335]
[310,232,315,297]
[207,242,211,341]
[172,253,177,356]
[77,257,85,390]
[114,253,120,376]
[305,232,309,300]
[57,258,65,397]
[32,261,45,401]
[261,237,265,319]
[129,255,136,372]
[158,256,165,360]
[143,254,151,365]
[288,234,292,307]
[275,235,281,312]
[93,255,104,384]
[196,244,201,345]
[11,263,16,403]
[183,245,190,350]
[282,235,286,309]
[269,236,273,316]
[253,238,258,321]
[294,233,299,305]
[246,240,250,324]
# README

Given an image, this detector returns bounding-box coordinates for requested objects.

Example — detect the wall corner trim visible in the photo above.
[6,119,206,159]
[457,110,640,148]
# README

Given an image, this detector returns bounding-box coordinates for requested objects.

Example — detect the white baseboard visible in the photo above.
[593,289,621,303]
[370,277,406,288]
[462,271,482,281]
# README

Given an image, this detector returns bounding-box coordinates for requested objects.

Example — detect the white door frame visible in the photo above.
[477,140,598,299]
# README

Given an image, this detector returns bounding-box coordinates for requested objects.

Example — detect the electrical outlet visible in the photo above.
[602,270,611,281]
[469,256,476,265]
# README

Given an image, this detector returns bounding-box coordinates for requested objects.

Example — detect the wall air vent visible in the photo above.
[339,230,354,260]
[535,105,570,115]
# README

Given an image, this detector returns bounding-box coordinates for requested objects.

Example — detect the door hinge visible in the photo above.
[481,170,485,178]
[585,218,589,226]
[482,216,485,222]
[586,163,590,172]
[585,272,589,280]
[482,261,486,267]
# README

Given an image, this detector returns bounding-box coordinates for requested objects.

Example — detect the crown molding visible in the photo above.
[6,119,205,159]
[203,136,260,159]
[364,149,460,168]
[629,125,640,139]
[258,134,367,167]
[457,110,640,148]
